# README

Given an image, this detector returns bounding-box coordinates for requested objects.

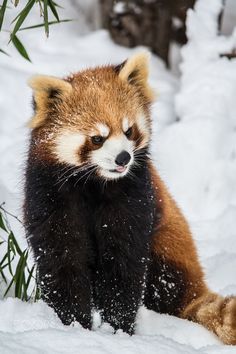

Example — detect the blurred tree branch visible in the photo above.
[99,0,230,66]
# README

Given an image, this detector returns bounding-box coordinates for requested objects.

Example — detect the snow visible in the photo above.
[0,0,236,353]
[0,299,221,354]
[113,2,126,15]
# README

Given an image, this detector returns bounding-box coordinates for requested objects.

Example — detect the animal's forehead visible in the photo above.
[67,89,139,131]
[70,68,138,107]
[61,68,142,133]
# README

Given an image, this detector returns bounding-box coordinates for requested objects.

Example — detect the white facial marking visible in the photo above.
[54,131,85,165]
[91,134,134,179]
[122,117,129,132]
[96,123,110,137]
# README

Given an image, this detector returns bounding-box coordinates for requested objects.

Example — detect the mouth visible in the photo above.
[99,165,129,180]
[109,166,127,174]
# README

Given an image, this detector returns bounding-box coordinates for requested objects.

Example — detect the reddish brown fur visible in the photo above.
[149,162,207,300]
[28,53,236,344]
[29,64,151,165]
[148,162,236,344]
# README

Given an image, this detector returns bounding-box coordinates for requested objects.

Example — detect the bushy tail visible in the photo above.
[182,291,236,345]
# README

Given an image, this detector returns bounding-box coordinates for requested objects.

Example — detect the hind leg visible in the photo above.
[144,212,236,345]
[144,253,200,317]
[146,164,236,344]
[145,250,236,345]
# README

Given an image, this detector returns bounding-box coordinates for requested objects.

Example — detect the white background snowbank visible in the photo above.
[0,0,236,353]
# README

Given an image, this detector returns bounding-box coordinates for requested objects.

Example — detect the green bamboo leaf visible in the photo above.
[4,277,14,297]
[48,0,59,21]
[43,0,49,37]
[0,267,7,283]
[0,268,7,284]
[24,264,35,300]
[0,4,11,9]
[0,252,8,267]
[14,250,28,298]
[0,0,8,30]
[0,213,7,232]
[0,48,9,56]
[22,272,27,300]
[11,9,22,23]
[0,248,14,285]
[19,18,71,31]
[1,261,11,271]
[10,0,35,39]
[0,253,14,272]
[9,231,23,256]
[7,235,14,276]
[12,35,31,61]
[52,1,63,9]
[8,233,16,256]
[11,0,35,24]
[25,264,35,291]
[0,206,37,301]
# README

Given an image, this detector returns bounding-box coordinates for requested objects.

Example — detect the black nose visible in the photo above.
[115,151,131,166]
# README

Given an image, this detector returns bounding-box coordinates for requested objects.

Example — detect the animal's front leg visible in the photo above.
[37,245,92,329]
[24,164,93,328]
[93,239,148,335]
[95,266,145,335]
[93,185,154,334]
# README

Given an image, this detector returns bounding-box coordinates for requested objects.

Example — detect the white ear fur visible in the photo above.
[28,75,72,129]
[118,52,154,101]
[118,52,150,81]
[28,75,72,95]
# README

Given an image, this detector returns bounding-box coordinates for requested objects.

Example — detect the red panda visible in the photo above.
[24,53,236,344]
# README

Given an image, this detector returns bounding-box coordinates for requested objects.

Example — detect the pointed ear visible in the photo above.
[117,52,154,102]
[28,75,72,129]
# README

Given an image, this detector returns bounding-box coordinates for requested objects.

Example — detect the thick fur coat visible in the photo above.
[24,53,236,344]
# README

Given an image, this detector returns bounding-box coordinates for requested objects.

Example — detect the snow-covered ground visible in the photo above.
[0,0,236,353]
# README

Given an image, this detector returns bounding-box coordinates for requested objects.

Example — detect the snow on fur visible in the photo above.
[0,0,236,353]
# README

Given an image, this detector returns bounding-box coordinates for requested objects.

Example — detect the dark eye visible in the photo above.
[91,136,104,145]
[124,127,132,138]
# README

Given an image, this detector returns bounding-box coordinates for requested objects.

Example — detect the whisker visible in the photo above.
[74,165,97,188]
[55,165,78,186]
[56,165,88,187]
[127,169,138,182]
[58,169,81,191]
[83,166,98,187]
[56,162,97,190]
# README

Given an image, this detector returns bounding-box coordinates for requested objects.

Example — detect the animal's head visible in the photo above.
[29,52,154,180]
